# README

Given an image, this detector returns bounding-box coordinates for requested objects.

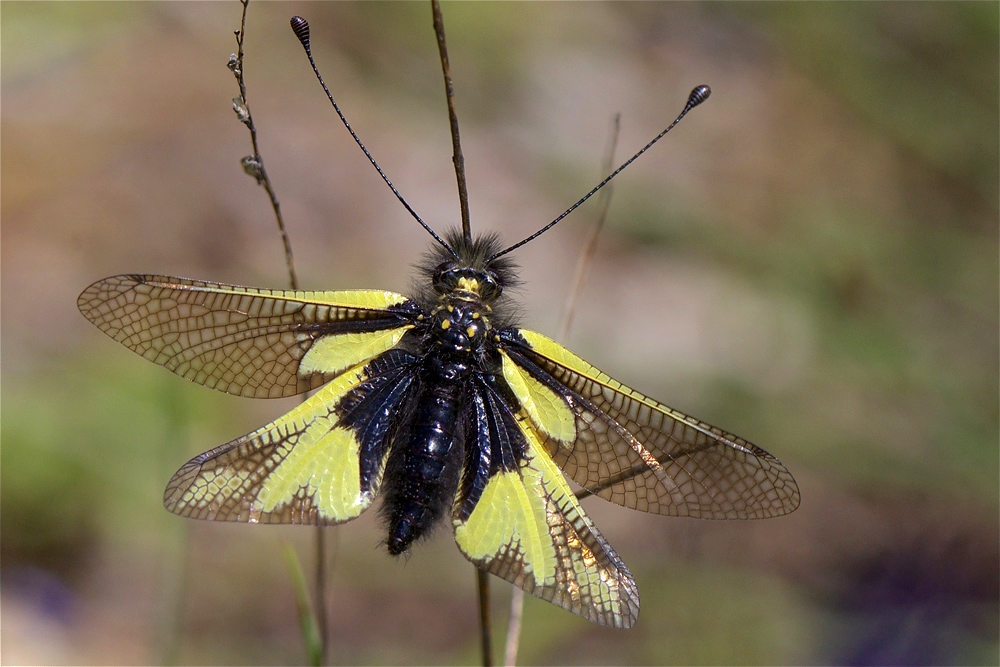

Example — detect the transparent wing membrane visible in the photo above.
[78,274,411,398]
[453,382,639,628]
[164,352,419,525]
[504,329,800,520]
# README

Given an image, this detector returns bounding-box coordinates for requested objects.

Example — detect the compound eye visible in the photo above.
[478,272,502,300]
[432,263,458,293]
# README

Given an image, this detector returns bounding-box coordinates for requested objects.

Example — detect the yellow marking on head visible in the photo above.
[457,277,480,293]
[501,352,577,443]
[299,327,411,376]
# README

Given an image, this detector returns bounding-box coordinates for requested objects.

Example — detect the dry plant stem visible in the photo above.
[431,0,472,242]
[428,2,491,663]
[490,86,709,262]
[232,0,298,290]
[503,115,623,667]
[232,1,327,664]
[477,568,494,667]
[502,587,524,667]
[559,114,621,341]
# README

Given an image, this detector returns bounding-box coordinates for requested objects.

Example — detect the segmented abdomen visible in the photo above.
[383,363,466,555]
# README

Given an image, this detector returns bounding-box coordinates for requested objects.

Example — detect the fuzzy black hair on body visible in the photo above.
[410,229,521,331]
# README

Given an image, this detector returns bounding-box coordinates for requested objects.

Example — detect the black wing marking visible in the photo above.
[164,350,420,524]
[451,377,640,628]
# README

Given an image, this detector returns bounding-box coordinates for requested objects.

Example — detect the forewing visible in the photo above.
[452,381,640,628]
[78,274,415,398]
[502,329,800,520]
[164,350,419,524]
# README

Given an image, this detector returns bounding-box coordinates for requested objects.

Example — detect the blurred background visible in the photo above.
[3,2,997,665]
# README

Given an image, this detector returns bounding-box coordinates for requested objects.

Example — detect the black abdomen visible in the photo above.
[383,359,467,555]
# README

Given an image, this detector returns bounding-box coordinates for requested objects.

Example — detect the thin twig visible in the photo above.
[503,115,623,667]
[431,0,472,243]
[502,587,523,667]
[428,3,490,663]
[231,2,326,664]
[230,0,298,289]
[477,568,494,667]
[158,385,191,666]
[559,114,621,341]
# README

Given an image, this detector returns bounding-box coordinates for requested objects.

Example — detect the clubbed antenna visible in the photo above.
[289,16,456,257]
[490,85,712,261]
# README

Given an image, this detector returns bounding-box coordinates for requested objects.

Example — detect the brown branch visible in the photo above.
[477,568,494,667]
[230,0,299,290]
[232,2,327,665]
[431,0,472,242]
[559,114,622,341]
[504,116,623,666]
[428,3,490,663]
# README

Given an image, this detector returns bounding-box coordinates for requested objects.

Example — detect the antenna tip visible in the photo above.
[290,16,310,49]
[687,85,711,109]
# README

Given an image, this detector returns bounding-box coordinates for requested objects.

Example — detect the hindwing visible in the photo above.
[165,349,420,524]
[78,274,415,398]
[499,329,801,519]
[452,379,640,628]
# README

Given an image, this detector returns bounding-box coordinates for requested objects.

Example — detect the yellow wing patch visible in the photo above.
[515,329,624,395]
[453,410,639,628]
[299,327,412,376]
[108,276,409,310]
[254,423,366,520]
[501,351,576,444]
[510,328,800,520]
[454,458,556,586]
[165,360,386,525]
